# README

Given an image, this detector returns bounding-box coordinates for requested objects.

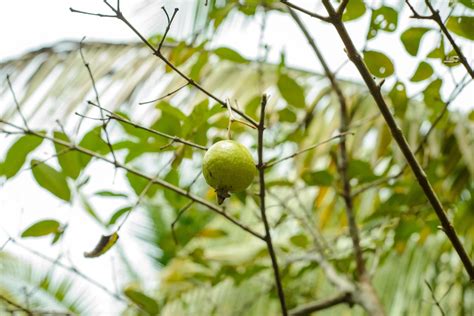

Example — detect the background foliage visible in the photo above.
[0,0,473,315]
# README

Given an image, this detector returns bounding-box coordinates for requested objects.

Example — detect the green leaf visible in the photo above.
[214,47,248,64]
[21,220,60,238]
[95,191,128,198]
[107,206,132,226]
[84,233,119,258]
[410,62,434,82]
[78,126,109,167]
[367,6,398,40]
[423,79,444,112]
[0,135,43,179]
[389,81,408,117]
[182,99,209,136]
[290,234,309,248]
[446,16,474,40]
[126,172,158,198]
[348,160,378,183]
[302,170,334,186]
[342,0,366,22]
[277,74,306,108]
[401,27,431,56]
[156,101,187,122]
[459,0,474,9]
[53,131,82,179]
[427,36,445,59]
[124,288,159,315]
[278,108,297,123]
[31,160,71,201]
[363,50,394,78]
[190,51,209,81]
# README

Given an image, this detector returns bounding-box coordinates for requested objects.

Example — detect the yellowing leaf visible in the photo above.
[197,228,227,238]
[84,233,119,258]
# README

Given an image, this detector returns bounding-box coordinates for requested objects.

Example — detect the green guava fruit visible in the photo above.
[202,140,256,204]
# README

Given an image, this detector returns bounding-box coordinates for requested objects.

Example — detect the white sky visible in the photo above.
[0,0,473,314]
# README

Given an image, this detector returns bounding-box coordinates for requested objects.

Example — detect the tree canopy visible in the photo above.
[0,0,473,315]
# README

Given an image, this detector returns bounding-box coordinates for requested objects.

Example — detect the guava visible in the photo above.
[202,140,256,204]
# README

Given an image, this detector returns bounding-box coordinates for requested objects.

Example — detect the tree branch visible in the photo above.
[264,132,353,169]
[315,0,474,281]
[70,2,258,127]
[86,102,208,151]
[0,119,265,241]
[406,0,474,79]
[257,94,288,315]
[6,75,29,130]
[289,292,352,316]
[280,1,330,22]
[288,7,367,279]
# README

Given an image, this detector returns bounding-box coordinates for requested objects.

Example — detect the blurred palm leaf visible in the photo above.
[0,252,95,314]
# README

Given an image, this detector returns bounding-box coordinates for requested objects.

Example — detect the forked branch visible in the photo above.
[70,2,258,127]
[406,0,474,78]
[284,0,474,281]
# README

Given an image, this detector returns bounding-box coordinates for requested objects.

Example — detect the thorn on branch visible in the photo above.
[377,79,386,90]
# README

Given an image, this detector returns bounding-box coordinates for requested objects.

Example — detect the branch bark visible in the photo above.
[71,2,258,127]
[0,119,265,241]
[312,0,474,281]
[287,8,366,279]
[257,94,288,315]
[288,8,385,315]
[289,292,352,316]
[406,0,474,79]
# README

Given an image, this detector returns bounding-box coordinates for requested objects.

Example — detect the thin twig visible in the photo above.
[116,155,175,231]
[87,101,208,151]
[171,201,194,245]
[289,292,352,316]
[267,190,324,251]
[0,120,264,241]
[6,75,29,130]
[157,7,179,52]
[424,280,446,316]
[9,238,125,303]
[26,147,73,171]
[280,1,330,22]
[336,0,350,18]
[78,38,118,167]
[289,8,368,280]
[312,0,474,281]
[351,77,470,197]
[256,94,288,315]
[264,132,353,168]
[139,82,189,105]
[405,0,474,79]
[69,8,116,18]
[70,1,258,127]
